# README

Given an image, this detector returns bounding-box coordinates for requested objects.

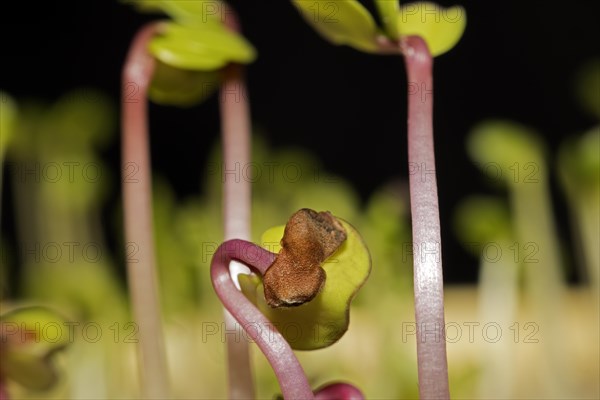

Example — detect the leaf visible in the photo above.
[575,59,600,119]
[453,196,512,256]
[291,0,380,53]
[129,1,255,104]
[0,91,17,160]
[149,60,221,106]
[240,219,371,350]
[375,0,400,40]
[125,0,226,28]
[148,22,256,70]
[558,127,600,191]
[158,0,226,27]
[397,2,466,56]
[46,89,115,149]
[1,352,58,391]
[0,307,70,390]
[121,0,227,23]
[467,120,545,186]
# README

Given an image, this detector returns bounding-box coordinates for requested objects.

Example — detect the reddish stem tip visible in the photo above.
[314,382,365,400]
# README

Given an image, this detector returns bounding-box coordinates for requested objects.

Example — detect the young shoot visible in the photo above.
[211,209,370,398]
[290,1,466,397]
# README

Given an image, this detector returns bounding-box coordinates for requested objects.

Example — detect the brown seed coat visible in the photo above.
[263,209,347,308]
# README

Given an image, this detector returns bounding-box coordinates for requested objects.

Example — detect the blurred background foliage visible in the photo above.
[0,71,598,397]
[0,0,599,398]
[1,0,599,281]
[0,87,419,398]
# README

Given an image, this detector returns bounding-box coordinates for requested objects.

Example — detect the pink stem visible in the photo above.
[210,239,314,400]
[314,382,364,400]
[220,1,251,245]
[0,378,8,400]
[403,35,450,399]
[219,7,255,398]
[122,22,170,399]
[220,62,254,400]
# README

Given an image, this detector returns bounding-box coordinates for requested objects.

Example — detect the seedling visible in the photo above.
[467,120,568,396]
[211,208,370,398]
[0,307,70,399]
[122,1,255,397]
[291,1,466,397]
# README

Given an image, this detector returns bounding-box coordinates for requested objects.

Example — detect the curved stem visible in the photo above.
[210,239,314,400]
[403,35,450,399]
[122,22,170,399]
[219,6,255,398]
[314,382,364,400]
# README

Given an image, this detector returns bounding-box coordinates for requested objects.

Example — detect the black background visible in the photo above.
[1,1,599,284]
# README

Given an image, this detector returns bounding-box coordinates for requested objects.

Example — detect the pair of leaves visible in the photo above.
[149,23,255,71]
[130,0,256,106]
[239,218,371,350]
[292,0,466,56]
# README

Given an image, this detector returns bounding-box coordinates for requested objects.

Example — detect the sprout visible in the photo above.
[130,0,256,106]
[558,127,600,290]
[123,2,258,397]
[290,1,467,396]
[292,0,466,56]
[262,209,347,308]
[454,196,518,397]
[468,120,569,396]
[241,210,371,350]
[0,307,70,397]
[212,209,370,397]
